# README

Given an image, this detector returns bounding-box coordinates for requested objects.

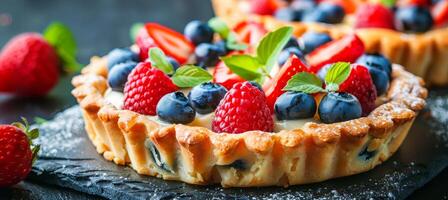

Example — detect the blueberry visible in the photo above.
[188,82,227,114]
[395,6,433,33]
[184,20,214,46]
[166,56,180,71]
[107,48,139,70]
[303,3,345,24]
[274,7,303,22]
[108,62,137,92]
[157,92,196,124]
[356,53,392,78]
[278,47,305,66]
[298,32,332,54]
[215,40,228,54]
[195,43,226,67]
[318,92,362,124]
[275,91,317,120]
[290,0,316,11]
[284,37,299,49]
[249,81,263,91]
[358,144,377,161]
[365,66,390,96]
[145,139,174,173]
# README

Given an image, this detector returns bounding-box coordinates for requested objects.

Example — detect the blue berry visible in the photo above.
[356,53,392,78]
[275,91,317,120]
[215,40,228,54]
[278,47,305,66]
[195,43,226,67]
[249,81,263,91]
[274,7,303,22]
[184,20,214,46]
[395,6,433,33]
[157,92,196,124]
[107,48,139,70]
[284,37,299,49]
[366,66,389,96]
[318,92,362,124]
[166,56,180,71]
[303,3,345,24]
[108,62,137,92]
[188,82,227,114]
[298,32,332,54]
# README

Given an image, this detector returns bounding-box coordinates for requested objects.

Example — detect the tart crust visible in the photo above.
[72,56,427,187]
[212,0,448,86]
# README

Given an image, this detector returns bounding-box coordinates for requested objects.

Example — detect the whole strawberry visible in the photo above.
[123,63,178,115]
[0,119,39,187]
[212,81,273,134]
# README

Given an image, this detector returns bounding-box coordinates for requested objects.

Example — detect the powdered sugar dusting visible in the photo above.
[427,93,448,147]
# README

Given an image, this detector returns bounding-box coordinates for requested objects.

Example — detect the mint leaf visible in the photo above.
[325,83,339,92]
[208,17,230,39]
[256,26,293,73]
[34,117,47,125]
[283,72,324,94]
[148,48,174,74]
[221,55,262,81]
[380,0,396,7]
[226,33,248,50]
[130,23,144,42]
[44,22,81,73]
[325,62,351,86]
[171,65,213,87]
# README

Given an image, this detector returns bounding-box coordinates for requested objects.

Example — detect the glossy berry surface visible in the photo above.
[157,92,196,124]
[278,46,305,66]
[167,56,181,71]
[274,7,303,21]
[318,92,362,124]
[298,32,332,54]
[184,20,214,46]
[395,6,434,32]
[213,60,245,90]
[195,43,226,67]
[188,82,227,114]
[303,3,345,24]
[215,40,229,54]
[365,65,390,96]
[356,53,392,78]
[274,91,317,120]
[354,3,395,29]
[106,48,139,70]
[284,37,299,49]
[108,61,138,92]
[212,82,273,134]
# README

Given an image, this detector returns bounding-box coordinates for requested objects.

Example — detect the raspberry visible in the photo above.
[212,82,274,134]
[123,63,178,115]
[354,4,395,30]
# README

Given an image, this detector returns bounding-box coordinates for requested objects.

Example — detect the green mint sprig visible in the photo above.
[221,26,293,84]
[130,23,144,42]
[283,62,351,93]
[208,17,247,51]
[171,65,213,87]
[148,48,175,75]
[380,0,396,7]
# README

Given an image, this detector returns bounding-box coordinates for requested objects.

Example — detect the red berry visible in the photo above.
[308,34,365,73]
[323,0,357,13]
[397,0,430,7]
[354,4,395,30]
[0,33,60,96]
[233,21,268,47]
[432,0,448,26]
[212,82,273,134]
[135,27,155,61]
[123,63,178,115]
[213,61,246,90]
[264,55,309,111]
[339,64,377,116]
[250,0,278,15]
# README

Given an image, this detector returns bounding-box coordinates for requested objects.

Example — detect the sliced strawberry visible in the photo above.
[144,23,194,64]
[264,55,310,111]
[233,21,268,47]
[354,4,395,30]
[213,61,246,90]
[135,27,154,61]
[339,64,377,116]
[432,0,448,26]
[307,34,365,73]
[250,0,278,15]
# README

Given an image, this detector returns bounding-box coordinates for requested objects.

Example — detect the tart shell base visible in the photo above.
[72,57,427,187]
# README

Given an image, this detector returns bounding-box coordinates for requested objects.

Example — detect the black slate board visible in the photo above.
[29,89,448,200]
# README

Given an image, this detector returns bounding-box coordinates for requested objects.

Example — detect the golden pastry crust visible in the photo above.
[211,0,448,86]
[71,55,426,187]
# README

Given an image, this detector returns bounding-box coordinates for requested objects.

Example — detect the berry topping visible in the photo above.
[278,46,305,66]
[233,21,268,46]
[274,7,303,22]
[395,6,434,32]
[354,4,395,30]
[324,0,357,14]
[144,23,194,64]
[212,82,273,133]
[166,56,181,71]
[108,61,138,92]
[250,0,278,15]
[184,20,214,46]
[318,92,362,123]
[432,0,448,26]
[156,92,196,124]
[356,53,392,78]
[188,82,227,114]
[123,64,178,116]
[298,32,332,54]
[107,48,139,70]
[195,43,226,67]
[284,37,300,49]
[303,2,345,24]
[308,34,365,72]
[274,91,317,120]
[135,26,153,61]
[339,64,377,115]
[213,60,245,90]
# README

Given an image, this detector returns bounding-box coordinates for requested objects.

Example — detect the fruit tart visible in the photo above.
[72,19,427,187]
[212,0,448,86]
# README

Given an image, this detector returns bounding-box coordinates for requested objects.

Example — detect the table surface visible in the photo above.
[0,0,447,199]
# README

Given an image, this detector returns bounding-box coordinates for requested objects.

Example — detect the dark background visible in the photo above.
[0,0,446,199]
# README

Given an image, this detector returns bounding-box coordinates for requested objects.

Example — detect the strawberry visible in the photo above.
[339,64,377,116]
[250,0,278,15]
[140,23,194,64]
[0,119,39,187]
[397,0,430,7]
[432,0,448,26]
[212,81,273,133]
[307,34,365,73]
[123,63,178,115]
[0,33,60,96]
[264,55,309,111]
[354,4,395,30]
[233,21,268,47]
[213,61,246,90]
